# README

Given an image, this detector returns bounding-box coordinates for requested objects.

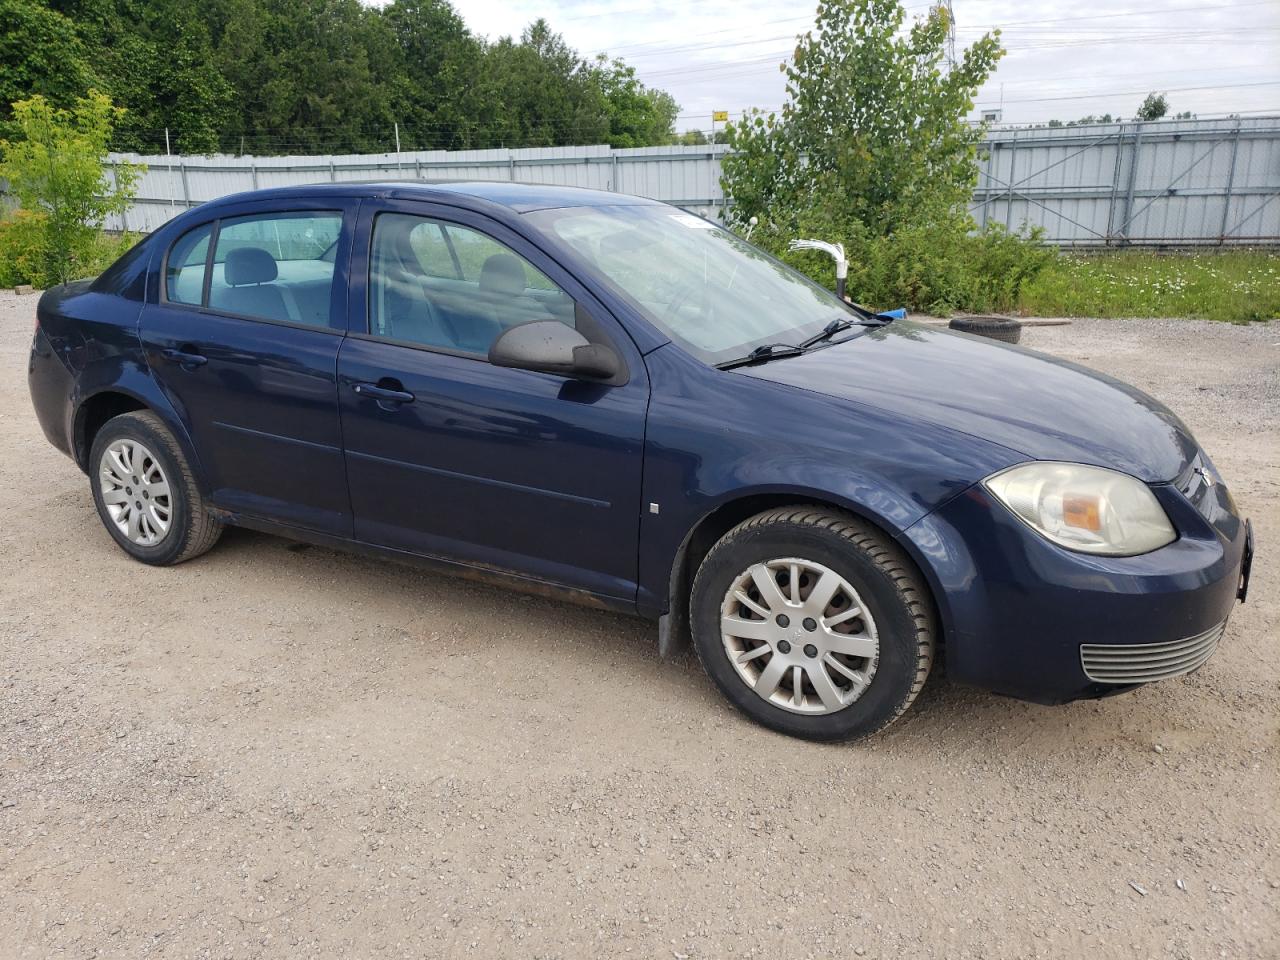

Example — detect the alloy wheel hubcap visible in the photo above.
[99,439,172,546]
[720,558,878,715]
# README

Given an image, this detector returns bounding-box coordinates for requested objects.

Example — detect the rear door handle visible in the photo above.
[161,348,208,368]
[352,381,415,404]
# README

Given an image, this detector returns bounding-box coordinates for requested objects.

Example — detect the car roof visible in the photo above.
[197,181,666,215]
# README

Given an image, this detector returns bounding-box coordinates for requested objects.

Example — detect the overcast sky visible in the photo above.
[448,0,1280,129]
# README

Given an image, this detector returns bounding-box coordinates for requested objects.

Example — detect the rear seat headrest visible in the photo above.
[225,247,278,286]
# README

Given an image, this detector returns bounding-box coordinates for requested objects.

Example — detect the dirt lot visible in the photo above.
[1,291,1276,959]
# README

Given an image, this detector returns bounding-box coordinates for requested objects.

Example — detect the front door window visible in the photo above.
[368,212,577,355]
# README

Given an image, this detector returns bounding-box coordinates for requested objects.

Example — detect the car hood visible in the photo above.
[739,322,1198,482]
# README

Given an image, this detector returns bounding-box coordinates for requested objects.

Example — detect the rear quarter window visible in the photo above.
[165,223,213,305]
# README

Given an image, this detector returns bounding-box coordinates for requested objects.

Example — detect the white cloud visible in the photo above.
[447,0,1280,128]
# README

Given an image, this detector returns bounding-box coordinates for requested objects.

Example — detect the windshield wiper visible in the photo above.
[800,305,902,350]
[800,318,855,349]
[716,342,807,370]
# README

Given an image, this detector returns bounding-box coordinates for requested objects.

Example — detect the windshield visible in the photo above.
[524,204,855,365]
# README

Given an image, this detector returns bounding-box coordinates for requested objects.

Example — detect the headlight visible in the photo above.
[984,462,1176,556]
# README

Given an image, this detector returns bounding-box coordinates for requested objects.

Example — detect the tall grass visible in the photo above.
[1016,250,1280,323]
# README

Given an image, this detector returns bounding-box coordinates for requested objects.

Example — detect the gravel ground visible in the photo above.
[2,292,1276,959]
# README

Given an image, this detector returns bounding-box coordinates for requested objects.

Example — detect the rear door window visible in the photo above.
[208,212,342,327]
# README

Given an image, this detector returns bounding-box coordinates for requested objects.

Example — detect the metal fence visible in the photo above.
[973,116,1280,246]
[103,115,1280,246]
[108,144,733,234]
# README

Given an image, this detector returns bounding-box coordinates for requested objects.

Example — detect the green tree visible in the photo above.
[720,0,1050,313]
[1136,92,1168,121]
[722,0,1003,237]
[1070,113,1114,126]
[0,90,141,284]
[589,56,678,148]
[211,0,398,154]
[381,0,483,149]
[0,0,96,138]
[46,0,234,153]
[0,0,685,155]
[475,21,609,148]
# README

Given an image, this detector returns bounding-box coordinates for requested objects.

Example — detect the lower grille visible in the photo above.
[1080,620,1227,685]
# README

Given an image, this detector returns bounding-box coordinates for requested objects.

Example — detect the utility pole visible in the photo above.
[165,128,176,215]
[931,1,957,71]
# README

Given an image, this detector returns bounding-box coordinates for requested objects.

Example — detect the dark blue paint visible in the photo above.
[743,322,1199,482]
[27,182,1251,706]
[632,340,1024,614]
[904,482,1244,703]
[141,306,351,535]
[336,336,648,600]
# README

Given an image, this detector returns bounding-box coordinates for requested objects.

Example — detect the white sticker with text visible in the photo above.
[669,213,718,229]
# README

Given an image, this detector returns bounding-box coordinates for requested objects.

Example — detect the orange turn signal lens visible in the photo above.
[1062,493,1102,531]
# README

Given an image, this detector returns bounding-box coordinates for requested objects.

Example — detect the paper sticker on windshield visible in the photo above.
[669,214,717,229]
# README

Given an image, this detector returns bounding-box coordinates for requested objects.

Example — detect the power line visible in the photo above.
[582,0,1275,64]
[628,27,1277,85]
[994,79,1280,106]
[960,0,1275,30]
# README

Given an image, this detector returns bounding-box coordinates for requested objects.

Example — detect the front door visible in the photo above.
[336,201,649,602]
[140,200,357,536]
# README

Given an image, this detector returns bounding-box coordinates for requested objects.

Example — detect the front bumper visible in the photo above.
[904,479,1249,705]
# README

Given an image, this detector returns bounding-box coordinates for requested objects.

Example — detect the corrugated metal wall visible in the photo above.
[972,116,1280,245]
[111,144,731,234]
[105,116,1279,246]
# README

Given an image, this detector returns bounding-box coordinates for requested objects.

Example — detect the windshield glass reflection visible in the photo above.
[525,205,855,365]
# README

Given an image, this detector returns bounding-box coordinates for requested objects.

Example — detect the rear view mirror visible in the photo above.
[489,320,622,382]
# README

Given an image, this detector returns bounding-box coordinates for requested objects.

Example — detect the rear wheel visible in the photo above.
[89,411,222,565]
[690,506,935,741]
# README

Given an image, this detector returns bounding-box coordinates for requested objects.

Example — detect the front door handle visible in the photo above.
[162,347,208,368]
[352,381,415,405]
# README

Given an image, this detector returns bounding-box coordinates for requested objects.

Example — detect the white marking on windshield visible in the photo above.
[669,214,717,230]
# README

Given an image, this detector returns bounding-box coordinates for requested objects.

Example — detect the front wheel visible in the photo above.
[690,507,935,742]
[89,410,223,565]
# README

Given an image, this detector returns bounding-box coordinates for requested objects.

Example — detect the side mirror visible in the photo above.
[488,320,622,382]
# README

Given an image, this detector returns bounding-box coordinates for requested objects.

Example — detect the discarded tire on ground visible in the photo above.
[948,315,1023,344]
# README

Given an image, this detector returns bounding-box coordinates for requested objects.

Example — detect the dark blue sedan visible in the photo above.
[27,183,1253,740]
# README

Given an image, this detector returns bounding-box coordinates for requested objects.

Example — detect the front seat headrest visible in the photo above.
[225,247,279,286]
[478,253,526,298]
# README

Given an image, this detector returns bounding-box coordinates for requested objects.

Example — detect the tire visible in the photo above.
[948,315,1023,344]
[89,410,223,565]
[690,506,935,742]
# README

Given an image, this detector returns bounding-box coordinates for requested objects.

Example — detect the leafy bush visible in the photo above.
[0,212,139,289]
[0,208,50,287]
[750,206,1054,315]
[721,0,1055,314]
[0,90,141,286]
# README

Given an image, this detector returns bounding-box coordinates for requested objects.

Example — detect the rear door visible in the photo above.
[336,200,650,602]
[140,199,358,535]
